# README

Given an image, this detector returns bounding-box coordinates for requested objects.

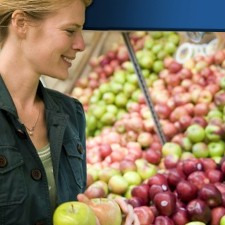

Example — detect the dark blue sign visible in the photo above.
[84,0,225,31]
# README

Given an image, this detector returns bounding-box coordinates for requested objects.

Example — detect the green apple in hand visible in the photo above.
[53,201,97,225]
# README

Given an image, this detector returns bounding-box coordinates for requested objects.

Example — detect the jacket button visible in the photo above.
[16,129,27,139]
[31,169,42,181]
[77,143,83,154]
[0,155,7,168]
[35,221,45,225]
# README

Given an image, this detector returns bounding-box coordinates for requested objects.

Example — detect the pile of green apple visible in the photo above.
[86,158,158,199]
[85,31,181,137]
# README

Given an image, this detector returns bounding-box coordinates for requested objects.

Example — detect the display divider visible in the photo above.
[122,32,167,145]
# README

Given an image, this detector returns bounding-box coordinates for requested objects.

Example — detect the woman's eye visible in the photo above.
[66,30,76,35]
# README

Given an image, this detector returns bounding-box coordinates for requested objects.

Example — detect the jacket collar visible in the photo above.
[0,75,61,117]
[0,75,18,117]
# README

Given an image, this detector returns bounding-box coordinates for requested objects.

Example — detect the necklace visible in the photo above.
[23,107,40,136]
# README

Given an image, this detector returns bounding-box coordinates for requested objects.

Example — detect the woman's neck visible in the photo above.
[0,44,40,109]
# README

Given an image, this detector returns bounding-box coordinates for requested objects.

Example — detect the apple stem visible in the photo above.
[71,204,75,213]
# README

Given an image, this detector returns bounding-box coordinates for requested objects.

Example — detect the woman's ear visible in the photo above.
[11,10,28,38]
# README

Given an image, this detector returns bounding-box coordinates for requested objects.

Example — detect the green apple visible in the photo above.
[192,142,209,158]
[208,141,225,157]
[102,92,115,104]
[53,201,97,225]
[126,73,138,85]
[185,222,206,225]
[87,115,97,132]
[113,70,127,84]
[142,69,150,78]
[151,31,163,39]
[137,162,157,180]
[162,142,182,158]
[164,42,177,54]
[87,167,99,181]
[123,83,137,97]
[212,156,222,164]
[100,112,116,125]
[89,180,109,196]
[106,104,118,115]
[124,185,136,199]
[114,93,128,108]
[152,43,163,54]
[168,33,180,45]
[219,77,225,89]
[122,61,135,73]
[186,124,205,143]
[99,83,111,94]
[181,152,195,160]
[144,37,154,49]
[110,82,123,94]
[139,54,154,69]
[108,175,129,195]
[207,109,223,120]
[205,124,222,141]
[220,215,225,225]
[180,137,193,152]
[152,60,164,73]
[92,105,106,119]
[98,167,121,183]
[123,171,142,186]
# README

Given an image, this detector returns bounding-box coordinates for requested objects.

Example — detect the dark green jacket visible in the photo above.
[0,76,87,225]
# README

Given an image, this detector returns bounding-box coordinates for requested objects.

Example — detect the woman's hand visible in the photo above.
[114,197,140,225]
[77,193,140,225]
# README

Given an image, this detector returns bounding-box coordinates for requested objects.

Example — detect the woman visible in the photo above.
[0,0,139,224]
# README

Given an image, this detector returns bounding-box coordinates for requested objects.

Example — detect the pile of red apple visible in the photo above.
[125,156,225,225]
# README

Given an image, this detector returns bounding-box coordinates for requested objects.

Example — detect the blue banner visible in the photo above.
[84,0,225,31]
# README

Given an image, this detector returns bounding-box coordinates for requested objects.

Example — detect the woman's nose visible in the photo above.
[72,31,85,52]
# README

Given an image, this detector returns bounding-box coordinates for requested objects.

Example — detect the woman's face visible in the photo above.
[22,0,86,80]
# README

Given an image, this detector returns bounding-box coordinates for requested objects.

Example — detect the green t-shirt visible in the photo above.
[37,144,57,211]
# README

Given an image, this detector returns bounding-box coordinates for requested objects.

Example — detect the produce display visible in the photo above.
[69,31,225,225]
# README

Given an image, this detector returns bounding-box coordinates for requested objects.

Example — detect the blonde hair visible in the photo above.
[0,0,92,46]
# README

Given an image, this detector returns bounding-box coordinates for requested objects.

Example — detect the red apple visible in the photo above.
[187,171,210,190]
[144,148,162,165]
[149,183,169,200]
[99,144,112,159]
[131,184,150,205]
[186,199,211,224]
[153,191,176,216]
[182,158,203,176]
[206,169,224,183]
[198,183,222,208]
[167,168,186,190]
[171,207,189,225]
[176,180,198,202]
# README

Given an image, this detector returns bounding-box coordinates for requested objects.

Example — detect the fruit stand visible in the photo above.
[52,1,225,224]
